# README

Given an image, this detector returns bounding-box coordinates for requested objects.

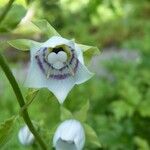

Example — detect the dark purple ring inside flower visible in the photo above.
[35,46,79,80]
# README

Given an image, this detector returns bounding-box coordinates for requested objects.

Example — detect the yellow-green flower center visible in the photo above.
[47,45,71,69]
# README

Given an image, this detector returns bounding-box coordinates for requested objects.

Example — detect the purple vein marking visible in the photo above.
[49,73,71,80]
[74,58,79,73]
[35,55,45,74]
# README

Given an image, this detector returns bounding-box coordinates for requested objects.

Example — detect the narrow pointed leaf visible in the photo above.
[78,44,99,53]
[0,5,27,32]
[74,100,90,122]
[32,20,61,37]
[77,44,100,63]
[25,88,39,104]
[8,39,41,51]
[20,89,39,112]
[83,123,101,148]
[0,116,17,148]
[60,106,73,121]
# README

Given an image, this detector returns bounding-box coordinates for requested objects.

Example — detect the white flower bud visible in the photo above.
[18,125,35,146]
[53,119,85,150]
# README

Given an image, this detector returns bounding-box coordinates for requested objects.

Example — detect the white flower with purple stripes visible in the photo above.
[25,36,93,103]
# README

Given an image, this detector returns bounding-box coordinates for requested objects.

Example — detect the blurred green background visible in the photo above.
[0,0,150,149]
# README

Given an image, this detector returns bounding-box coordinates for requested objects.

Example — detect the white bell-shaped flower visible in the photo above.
[18,125,35,146]
[53,119,85,150]
[25,36,94,103]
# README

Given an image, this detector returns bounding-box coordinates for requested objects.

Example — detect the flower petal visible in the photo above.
[30,44,42,58]
[24,56,47,88]
[75,44,84,65]
[46,77,75,103]
[42,36,74,49]
[75,62,94,85]
[18,125,34,146]
[25,52,75,103]
[56,138,77,150]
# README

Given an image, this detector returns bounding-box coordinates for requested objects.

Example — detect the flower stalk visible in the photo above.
[0,0,15,24]
[0,52,47,150]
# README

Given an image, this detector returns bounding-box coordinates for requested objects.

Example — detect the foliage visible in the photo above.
[0,116,17,148]
[0,0,150,149]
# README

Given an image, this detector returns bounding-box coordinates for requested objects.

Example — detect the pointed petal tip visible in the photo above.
[46,77,75,104]
[47,87,68,104]
[75,62,95,85]
[57,97,66,104]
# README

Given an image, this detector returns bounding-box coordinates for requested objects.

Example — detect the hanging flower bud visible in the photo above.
[53,119,85,150]
[18,125,35,146]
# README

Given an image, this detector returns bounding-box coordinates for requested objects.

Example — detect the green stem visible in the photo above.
[0,0,15,24]
[0,53,47,150]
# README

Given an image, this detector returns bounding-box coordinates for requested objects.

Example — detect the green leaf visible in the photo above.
[0,5,27,32]
[0,116,17,148]
[137,89,150,117]
[134,136,150,150]
[25,88,39,103]
[77,44,100,64]
[0,40,8,51]
[32,20,61,37]
[25,0,33,5]
[19,89,39,113]
[83,123,101,148]
[74,100,89,122]
[138,99,150,117]
[48,124,59,148]
[60,106,73,121]
[8,39,41,51]
[78,44,99,53]
[110,100,134,120]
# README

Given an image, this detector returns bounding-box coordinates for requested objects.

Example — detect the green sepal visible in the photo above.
[0,116,17,148]
[25,88,39,103]
[32,19,61,38]
[60,106,74,121]
[74,100,90,122]
[60,100,90,122]
[8,39,41,51]
[83,123,101,148]
[77,44,100,64]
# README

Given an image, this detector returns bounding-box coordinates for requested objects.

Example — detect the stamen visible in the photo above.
[35,55,45,73]
[46,69,51,79]
[65,62,75,76]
